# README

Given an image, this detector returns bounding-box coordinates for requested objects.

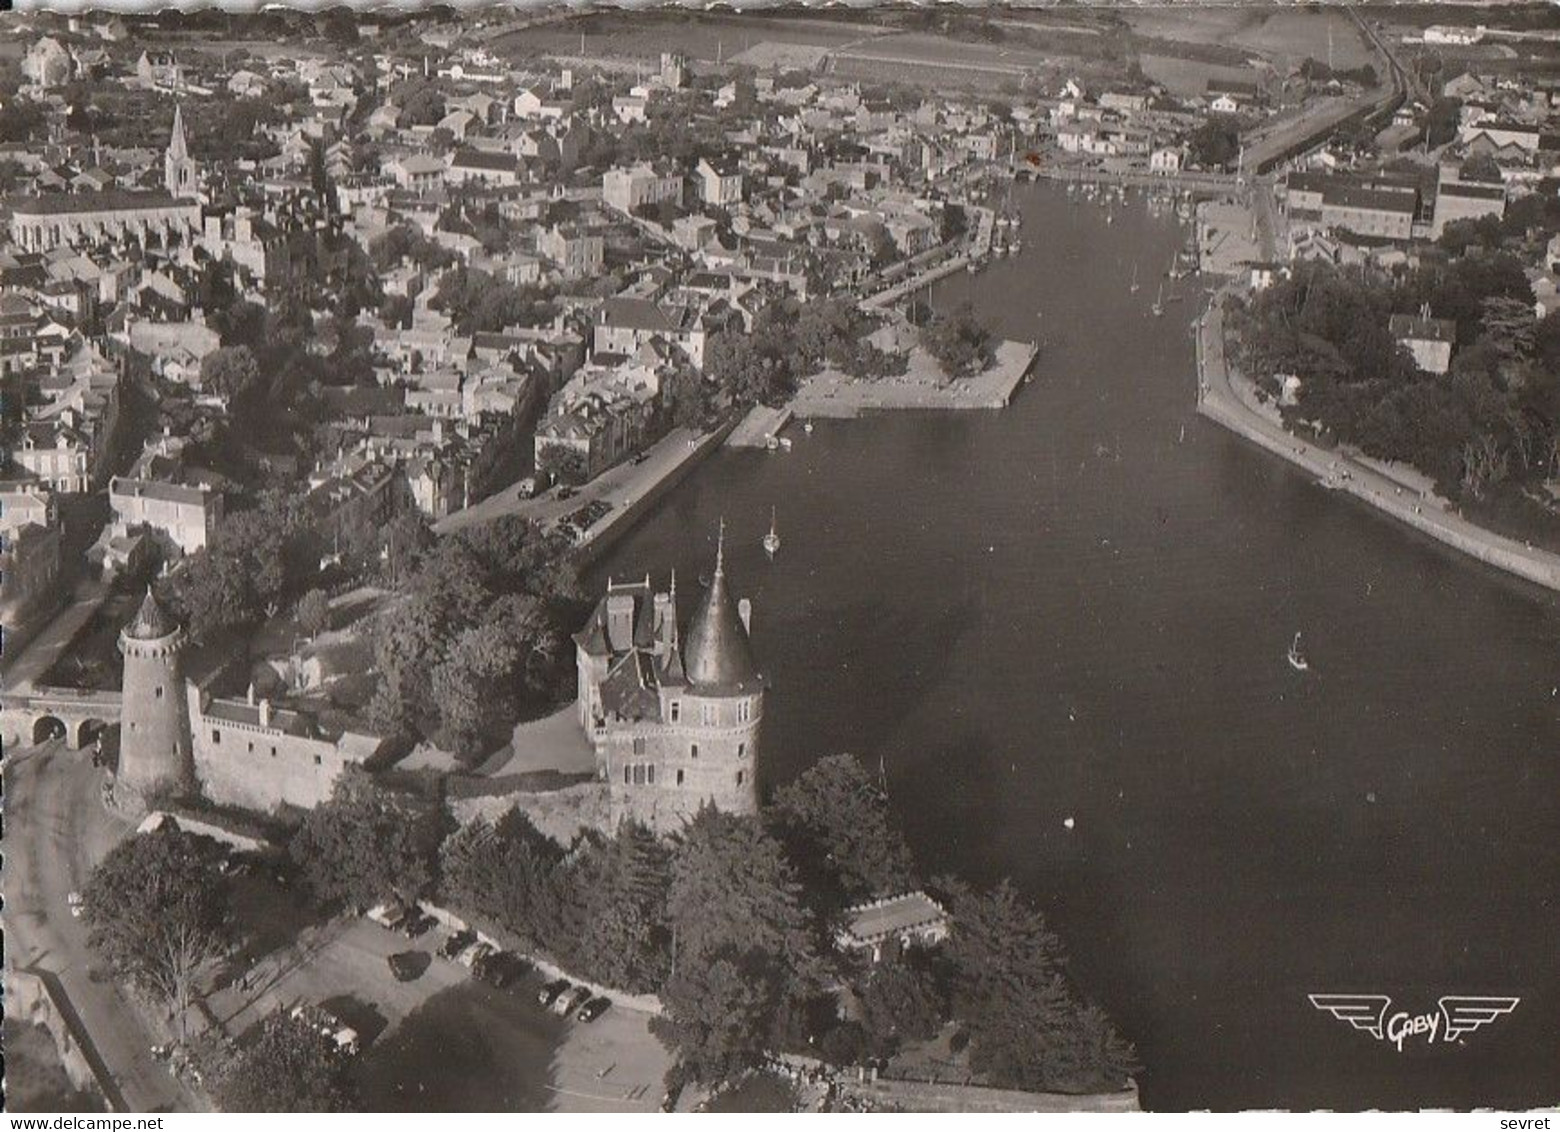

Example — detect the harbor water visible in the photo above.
[584,182,1560,1110]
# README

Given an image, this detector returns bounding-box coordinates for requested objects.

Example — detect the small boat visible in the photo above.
[762,508,780,558]
[1287,632,1309,672]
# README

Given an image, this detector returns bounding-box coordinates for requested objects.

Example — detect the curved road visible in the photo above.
[1196,292,1560,593]
[4,739,198,1112]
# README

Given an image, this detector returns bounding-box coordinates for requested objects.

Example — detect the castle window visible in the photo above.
[647,764,655,784]
[670,700,681,722]
[633,736,646,756]
[738,742,747,759]
[702,703,716,725]
[247,740,254,753]
[271,745,277,757]
[314,755,322,766]
[677,769,685,786]
[633,764,646,786]
[737,770,745,787]
[155,685,163,699]
[211,729,220,743]
[624,765,631,784]
[691,743,699,759]
[737,699,750,723]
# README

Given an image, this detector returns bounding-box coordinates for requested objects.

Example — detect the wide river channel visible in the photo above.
[585,181,1560,1110]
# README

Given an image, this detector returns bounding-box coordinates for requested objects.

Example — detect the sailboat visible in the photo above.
[1129,263,1140,294]
[1151,283,1164,318]
[762,508,780,558]
[1287,632,1309,673]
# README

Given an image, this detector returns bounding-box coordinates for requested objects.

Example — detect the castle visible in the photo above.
[573,529,765,832]
[112,589,383,817]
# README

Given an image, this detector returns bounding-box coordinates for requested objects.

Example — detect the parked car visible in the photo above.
[367,902,406,929]
[554,986,592,1016]
[557,486,576,501]
[400,912,434,939]
[388,951,423,982]
[577,996,612,1023]
[439,929,476,960]
[460,942,495,970]
[538,978,572,1008]
[473,950,525,989]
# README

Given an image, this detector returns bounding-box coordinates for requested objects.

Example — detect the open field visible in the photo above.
[1139,53,1263,97]
[491,12,885,63]
[1124,6,1372,71]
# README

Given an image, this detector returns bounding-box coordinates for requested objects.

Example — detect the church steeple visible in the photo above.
[165,104,197,199]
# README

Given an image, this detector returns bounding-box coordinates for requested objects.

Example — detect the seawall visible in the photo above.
[571,419,736,567]
[1196,297,1560,597]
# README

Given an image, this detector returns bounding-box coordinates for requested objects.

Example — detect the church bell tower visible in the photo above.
[164,104,198,199]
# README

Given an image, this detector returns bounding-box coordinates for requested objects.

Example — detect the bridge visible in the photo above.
[1,685,122,750]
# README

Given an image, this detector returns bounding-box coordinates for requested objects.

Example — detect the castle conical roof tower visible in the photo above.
[125,586,175,640]
[682,522,760,692]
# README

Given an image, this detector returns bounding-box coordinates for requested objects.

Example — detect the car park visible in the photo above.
[538,978,571,1008]
[577,995,612,1023]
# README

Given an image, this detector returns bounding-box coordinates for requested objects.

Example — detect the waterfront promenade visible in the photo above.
[1196,292,1560,595]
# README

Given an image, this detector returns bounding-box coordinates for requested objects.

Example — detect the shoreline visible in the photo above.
[1195,291,1560,598]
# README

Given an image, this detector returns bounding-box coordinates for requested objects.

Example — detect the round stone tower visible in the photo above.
[114,588,193,813]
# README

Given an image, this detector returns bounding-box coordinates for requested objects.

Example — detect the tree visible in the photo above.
[431,620,520,757]
[200,345,261,399]
[940,878,1137,1093]
[1187,114,1241,170]
[296,588,331,640]
[537,443,587,486]
[770,753,916,906]
[857,954,945,1058]
[289,770,444,910]
[658,807,819,1081]
[83,828,232,1042]
[215,1010,357,1112]
[920,303,993,379]
[1459,152,1503,184]
[655,953,780,1083]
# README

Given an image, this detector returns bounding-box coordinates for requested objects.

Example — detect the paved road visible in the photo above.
[3,577,110,693]
[433,425,709,537]
[3,739,197,1112]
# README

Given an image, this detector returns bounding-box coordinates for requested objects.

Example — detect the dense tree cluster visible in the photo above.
[919,302,994,379]
[426,753,1133,1094]
[705,298,905,408]
[941,878,1139,1093]
[430,266,559,335]
[1186,113,1242,171]
[161,490,320,642]
[214,1010,358,1112]
[1232,250,1560,500]
[290,769,446,910]
[366,515,581,757]
[83,828,233,1042]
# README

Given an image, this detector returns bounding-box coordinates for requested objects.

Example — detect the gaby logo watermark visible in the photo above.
[1308,994,1520,1052]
